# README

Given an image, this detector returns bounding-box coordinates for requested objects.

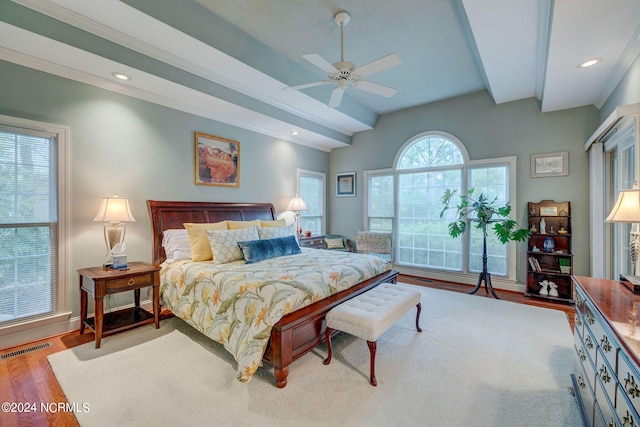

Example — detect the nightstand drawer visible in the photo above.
[106,273,153,291]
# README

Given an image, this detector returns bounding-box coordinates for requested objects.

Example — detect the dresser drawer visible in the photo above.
[618,352,640,408]
[595,347,617,402]
[590,315,619,372]
[593,398,615,427]
[105,273,153,292]
[575,353,596,427]
[616,383,640,427]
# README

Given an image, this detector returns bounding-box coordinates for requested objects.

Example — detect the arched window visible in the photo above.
[364,131,517,280]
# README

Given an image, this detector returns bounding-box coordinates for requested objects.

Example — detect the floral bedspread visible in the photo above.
[160,248,391,382]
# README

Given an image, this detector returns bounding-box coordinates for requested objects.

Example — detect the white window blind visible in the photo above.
[0,126,58,328]
[298,169,325,235]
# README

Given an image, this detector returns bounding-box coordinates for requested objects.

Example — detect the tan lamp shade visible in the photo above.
[606,189,640,223]
[93,196,136,223]
[286,196,307,212]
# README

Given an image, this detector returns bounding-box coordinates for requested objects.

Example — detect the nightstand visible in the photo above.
[298,235,326,249]
[78,261,160,348]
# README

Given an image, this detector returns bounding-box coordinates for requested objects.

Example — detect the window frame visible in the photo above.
[364,130,518,282]
[363,168,394,232]
[0,114,70,336]
[296,168,326,235]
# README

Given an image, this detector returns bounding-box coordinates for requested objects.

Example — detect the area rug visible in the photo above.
[48,285,581,426]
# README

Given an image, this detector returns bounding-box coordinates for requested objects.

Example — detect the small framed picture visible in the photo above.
[336,172,356,197]
[540,207,558,216]
[530,151,568,178]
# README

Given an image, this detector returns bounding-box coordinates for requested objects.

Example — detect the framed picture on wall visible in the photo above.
[530,151,568,178]
[195,131,240,187]
[336,172,356,197]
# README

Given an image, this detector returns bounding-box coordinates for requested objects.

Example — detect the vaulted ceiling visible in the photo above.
[1,0,639,151]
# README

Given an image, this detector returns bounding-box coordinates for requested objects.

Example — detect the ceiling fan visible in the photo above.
[284,11,401,108]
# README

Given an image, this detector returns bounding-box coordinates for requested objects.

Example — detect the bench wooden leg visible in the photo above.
[367,340,377,386]
[323,327,334,365]
[415,302,423,332]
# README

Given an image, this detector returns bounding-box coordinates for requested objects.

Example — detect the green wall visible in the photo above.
[328,90,600,284]
[601,53,640,120]
[0,60,329,317]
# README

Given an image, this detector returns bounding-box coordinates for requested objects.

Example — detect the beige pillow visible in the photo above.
[227,219,261,230]
[183,221,228,261]
[260,219,287,228]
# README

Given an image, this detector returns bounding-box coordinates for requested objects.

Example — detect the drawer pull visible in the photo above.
[128,278,135,286]
[578,348,586,362]
[586,313,595,325]
[623,410,635,427]
[626,372,640,398]
[599,364,611,383]
[600,335,612,353]
[585,335,594,350]
[577,375,585,389]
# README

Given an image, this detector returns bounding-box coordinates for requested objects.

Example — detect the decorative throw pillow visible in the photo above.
[227,219,261,230]
[206,226,259,264]
[260,219,287,228]
[257,224,296,240]
[183,221,228,262]
[162,229,192,263]
[237,235,301,264]
[325,237,346,250]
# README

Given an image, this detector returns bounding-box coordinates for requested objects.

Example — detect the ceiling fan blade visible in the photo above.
[302,53,339,73]
[353,80,397,97]
[284,81,331,91]
[328,86,345,108]
[354,54,401,77]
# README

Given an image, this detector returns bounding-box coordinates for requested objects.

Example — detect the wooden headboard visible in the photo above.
[147,200,277,265]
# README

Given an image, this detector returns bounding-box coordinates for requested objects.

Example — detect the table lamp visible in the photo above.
[286,195,307,235]
[93,195,135,262]
[606,187,640,291]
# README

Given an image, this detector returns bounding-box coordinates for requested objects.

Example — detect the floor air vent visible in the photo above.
[1,342,52,360]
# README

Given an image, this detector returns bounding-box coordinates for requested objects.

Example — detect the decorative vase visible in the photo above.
[543,236,555,253]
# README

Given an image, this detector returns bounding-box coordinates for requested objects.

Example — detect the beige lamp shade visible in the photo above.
[286,196,307,212]
[606,189,640,223]
[93,196,136,223]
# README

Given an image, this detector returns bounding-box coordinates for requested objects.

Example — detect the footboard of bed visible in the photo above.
[262,269,398,388]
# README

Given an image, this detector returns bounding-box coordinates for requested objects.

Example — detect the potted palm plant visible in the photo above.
[440,188,531,299]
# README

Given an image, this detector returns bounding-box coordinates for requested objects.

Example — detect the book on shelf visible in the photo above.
[528,256,541,272]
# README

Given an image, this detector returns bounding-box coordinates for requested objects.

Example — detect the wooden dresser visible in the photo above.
[572,276,640,426]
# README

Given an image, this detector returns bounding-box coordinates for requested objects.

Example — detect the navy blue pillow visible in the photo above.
[237,235,302,264]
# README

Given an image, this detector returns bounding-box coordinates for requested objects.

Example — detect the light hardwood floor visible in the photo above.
[0,275,575,427]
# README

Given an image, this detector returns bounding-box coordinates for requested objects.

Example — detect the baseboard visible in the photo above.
[0,299,154,351]
[396,265,526,293]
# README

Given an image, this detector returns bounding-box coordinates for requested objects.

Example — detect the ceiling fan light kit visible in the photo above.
[284,11,401,108]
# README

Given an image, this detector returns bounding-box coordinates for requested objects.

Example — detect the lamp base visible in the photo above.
[620,274,640,293]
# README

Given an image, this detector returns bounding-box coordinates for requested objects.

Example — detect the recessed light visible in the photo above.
[111,72,132,81]
[290,130,300,135]
[577,58,602,69]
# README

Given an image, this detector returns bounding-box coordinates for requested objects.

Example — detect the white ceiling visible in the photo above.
[2,0,640,151]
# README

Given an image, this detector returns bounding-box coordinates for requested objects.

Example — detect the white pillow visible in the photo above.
[257,224,296,240]
[206,226,259,264]
[162,229,192,263]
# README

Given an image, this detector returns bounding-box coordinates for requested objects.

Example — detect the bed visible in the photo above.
[147,200,398,388]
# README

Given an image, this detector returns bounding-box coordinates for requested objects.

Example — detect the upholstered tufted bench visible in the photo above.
[323,283,422,386]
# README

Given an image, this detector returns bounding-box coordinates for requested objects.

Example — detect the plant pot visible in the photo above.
[560,266,571,274]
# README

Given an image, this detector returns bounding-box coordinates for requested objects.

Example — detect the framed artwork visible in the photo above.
[336,172,356,197]
[195,132,240,187]
[530,151,568,178]
[539,207,558,216]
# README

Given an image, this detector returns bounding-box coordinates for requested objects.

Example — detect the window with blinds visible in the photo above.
[0,126,58,328]
[298,169,326,235]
